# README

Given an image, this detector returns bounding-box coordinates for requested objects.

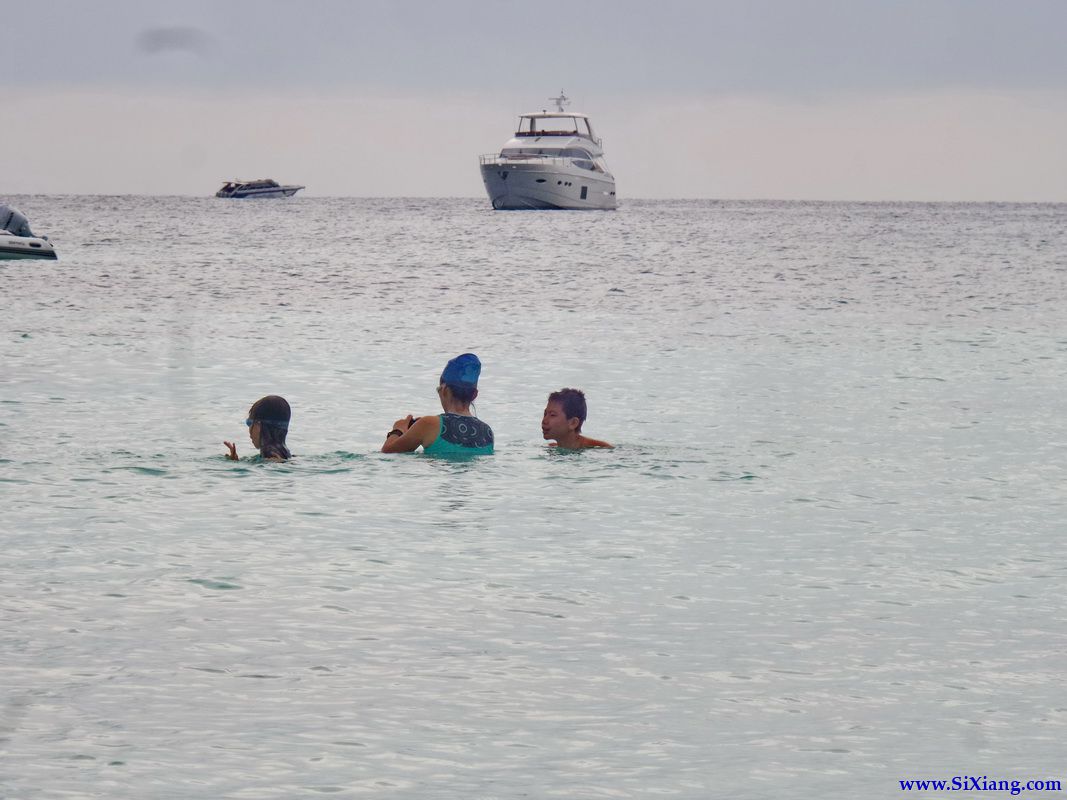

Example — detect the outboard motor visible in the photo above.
[0,204,37,238]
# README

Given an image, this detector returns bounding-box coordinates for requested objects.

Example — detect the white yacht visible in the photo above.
[216,178,304,199]
[479,93,616,210]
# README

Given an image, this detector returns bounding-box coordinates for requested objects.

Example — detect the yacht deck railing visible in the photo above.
[480,153,571,167]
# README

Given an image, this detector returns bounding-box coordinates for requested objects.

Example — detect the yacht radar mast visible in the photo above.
[549,91,570,113]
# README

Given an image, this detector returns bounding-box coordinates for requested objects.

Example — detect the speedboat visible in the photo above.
[0,205,56,259]
[215,178,304,199]
[0,231,57,260]
[479,92,616,210]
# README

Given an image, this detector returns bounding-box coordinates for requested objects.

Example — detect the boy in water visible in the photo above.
[541,388,613,449]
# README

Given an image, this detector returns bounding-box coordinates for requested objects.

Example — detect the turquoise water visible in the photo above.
[2,196,1066,797]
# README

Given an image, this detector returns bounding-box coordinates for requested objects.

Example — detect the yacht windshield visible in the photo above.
[525,116,576,134]
[517,116,595,138]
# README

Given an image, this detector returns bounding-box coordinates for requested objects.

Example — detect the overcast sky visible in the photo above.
[7,0,1067,200]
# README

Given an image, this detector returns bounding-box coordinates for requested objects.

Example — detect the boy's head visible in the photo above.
[542,388,587,440]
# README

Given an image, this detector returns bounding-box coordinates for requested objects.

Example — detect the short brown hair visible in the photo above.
[547,388,587,431]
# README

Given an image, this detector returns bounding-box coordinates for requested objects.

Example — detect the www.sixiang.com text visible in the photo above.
[899,776,1062,795]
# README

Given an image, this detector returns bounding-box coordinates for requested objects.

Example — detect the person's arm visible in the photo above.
[381,414,438,453]
[223,441,239,460]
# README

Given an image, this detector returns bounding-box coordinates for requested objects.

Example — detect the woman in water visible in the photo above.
[381,353,494,456]
[224,395,292,461]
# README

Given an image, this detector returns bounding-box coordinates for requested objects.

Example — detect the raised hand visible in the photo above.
[223,441,238,460]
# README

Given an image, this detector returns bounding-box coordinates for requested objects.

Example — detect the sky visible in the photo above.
[6,0,1067,200]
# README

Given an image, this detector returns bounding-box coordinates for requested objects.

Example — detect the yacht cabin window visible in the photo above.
[501,147,595,161]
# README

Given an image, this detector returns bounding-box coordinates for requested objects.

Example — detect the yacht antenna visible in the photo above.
[550,91,570,113]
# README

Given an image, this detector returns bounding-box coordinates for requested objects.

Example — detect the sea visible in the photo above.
[2,195,1066,799]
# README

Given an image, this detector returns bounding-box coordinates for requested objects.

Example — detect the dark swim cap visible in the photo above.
[440,353,481,387]
[250,395,291,428]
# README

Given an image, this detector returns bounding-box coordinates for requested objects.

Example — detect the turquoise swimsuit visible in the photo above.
[423,413,494,456]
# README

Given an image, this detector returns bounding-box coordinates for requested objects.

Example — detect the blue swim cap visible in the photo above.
[441,353,481,387]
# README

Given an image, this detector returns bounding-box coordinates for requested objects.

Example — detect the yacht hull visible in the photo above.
[480,164,616,210]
